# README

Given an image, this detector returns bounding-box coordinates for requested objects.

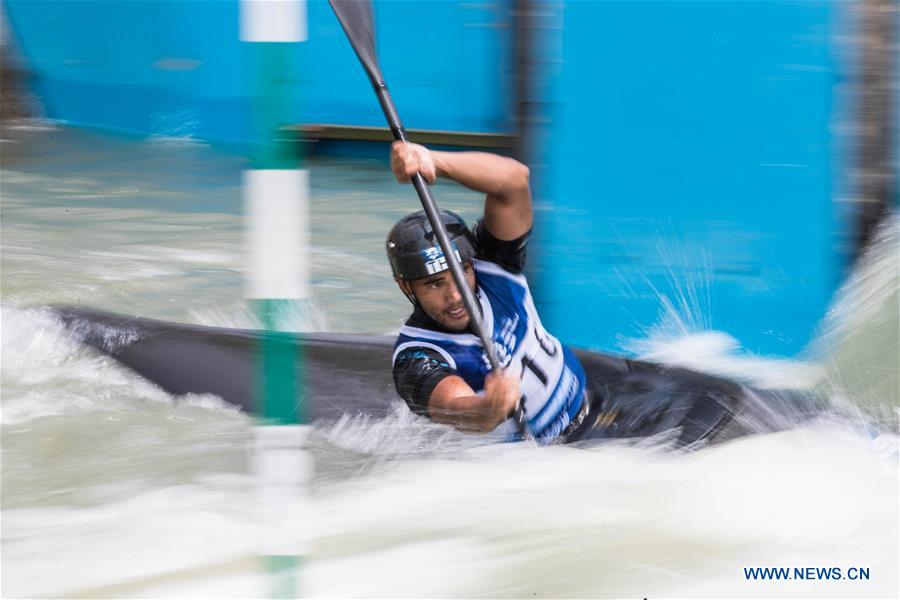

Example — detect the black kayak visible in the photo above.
[50,305,822,447]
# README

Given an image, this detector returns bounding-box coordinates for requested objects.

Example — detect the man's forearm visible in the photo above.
[429,394,507,434]
[389,142,531,243]
[432,151,530,204]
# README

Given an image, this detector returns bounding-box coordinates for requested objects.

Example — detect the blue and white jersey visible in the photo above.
[392,258,586,442]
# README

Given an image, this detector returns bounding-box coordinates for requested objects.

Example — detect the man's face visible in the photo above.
[400,262,477,331]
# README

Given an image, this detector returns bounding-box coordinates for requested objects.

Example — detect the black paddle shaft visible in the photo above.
[329,0,532,437]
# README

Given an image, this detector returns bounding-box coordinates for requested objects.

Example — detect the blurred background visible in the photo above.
[2,0,897,355]
[2,1,897,598]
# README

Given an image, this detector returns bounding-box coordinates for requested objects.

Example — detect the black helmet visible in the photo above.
[386,209,477,281]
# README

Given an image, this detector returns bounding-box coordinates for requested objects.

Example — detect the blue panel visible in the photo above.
[530,1,843,357]
[303,0,512,132]
[3,0,514,142]
[2,0,851,357]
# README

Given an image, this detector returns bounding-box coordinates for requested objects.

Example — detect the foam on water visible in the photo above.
[3,480,257,598]
[627,329,825,390]
[0,306,174,424]
[812,212,900,427]
[4,418,896,598]
[302,425,898,599]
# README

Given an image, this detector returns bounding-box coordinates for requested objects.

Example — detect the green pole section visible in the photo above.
[256,300,304,425]
[249,43,297,173]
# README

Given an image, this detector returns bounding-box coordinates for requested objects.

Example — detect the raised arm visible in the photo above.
[390,141,532,241]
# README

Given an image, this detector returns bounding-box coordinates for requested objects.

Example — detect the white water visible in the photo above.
[1,124,897,598]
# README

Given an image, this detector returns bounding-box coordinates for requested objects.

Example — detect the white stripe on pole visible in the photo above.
[244,169,310,300]
[252,425,313,555]
[240,0,308,43]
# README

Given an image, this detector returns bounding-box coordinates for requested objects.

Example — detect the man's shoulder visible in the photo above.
[391,339,457,418]
[473,219,531,274]
[392,340,455,367]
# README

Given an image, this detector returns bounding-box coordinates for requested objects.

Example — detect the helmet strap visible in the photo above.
[397,278,420,307]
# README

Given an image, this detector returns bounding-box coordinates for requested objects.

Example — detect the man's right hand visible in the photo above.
[428,369,522,434]
[483,369,522,424]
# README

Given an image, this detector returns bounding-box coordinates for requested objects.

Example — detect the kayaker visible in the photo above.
[387,141,590,442]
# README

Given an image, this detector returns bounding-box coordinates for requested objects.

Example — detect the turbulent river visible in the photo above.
[1,122,897,598]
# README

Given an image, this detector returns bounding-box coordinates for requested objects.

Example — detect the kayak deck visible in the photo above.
[51,305,823,446]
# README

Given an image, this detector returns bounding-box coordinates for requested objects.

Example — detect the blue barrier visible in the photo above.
[3,0,513,142]
[4,0,853,357]
[527,1,846,357]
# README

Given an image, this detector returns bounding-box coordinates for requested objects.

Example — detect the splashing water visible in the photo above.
[1,125,897,598]
[812,212,900,428]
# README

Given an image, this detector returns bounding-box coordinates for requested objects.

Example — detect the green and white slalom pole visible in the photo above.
[240,1,310,597]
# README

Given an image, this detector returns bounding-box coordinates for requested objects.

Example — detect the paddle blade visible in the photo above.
[329,0,383,84]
